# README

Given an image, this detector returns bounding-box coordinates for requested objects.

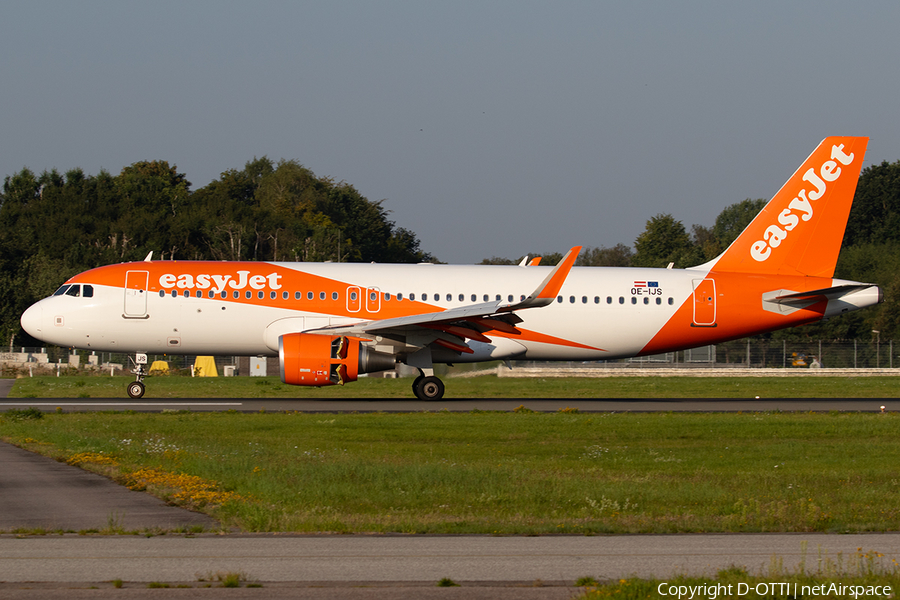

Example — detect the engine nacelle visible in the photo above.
[279,333,395,387]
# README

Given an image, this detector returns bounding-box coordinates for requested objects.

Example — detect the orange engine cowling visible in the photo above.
[279,333,395,387]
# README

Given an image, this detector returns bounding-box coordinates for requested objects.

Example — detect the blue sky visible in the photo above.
[3,1,899,263]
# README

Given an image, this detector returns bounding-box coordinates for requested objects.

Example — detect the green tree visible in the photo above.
[709,198,767,256]
[578,244,633,267]
[632,214,698,268]
[843,160,900,247]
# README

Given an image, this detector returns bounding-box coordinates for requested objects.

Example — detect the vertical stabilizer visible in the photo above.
[708,137,868,277]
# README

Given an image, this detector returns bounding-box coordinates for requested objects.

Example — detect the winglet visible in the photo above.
[512,246,581,309]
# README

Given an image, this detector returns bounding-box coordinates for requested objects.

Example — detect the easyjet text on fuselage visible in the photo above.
[159,270,283,294]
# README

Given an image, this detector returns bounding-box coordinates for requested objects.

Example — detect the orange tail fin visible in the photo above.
[708,136,868,278]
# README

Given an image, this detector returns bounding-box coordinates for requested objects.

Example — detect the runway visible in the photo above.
[1,397,898,413]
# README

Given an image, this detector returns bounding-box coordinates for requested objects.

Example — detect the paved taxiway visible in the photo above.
[4,533,900,583]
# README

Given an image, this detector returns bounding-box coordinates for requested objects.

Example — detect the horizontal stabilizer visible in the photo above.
[762,283,882,316]
[771,284,878,304]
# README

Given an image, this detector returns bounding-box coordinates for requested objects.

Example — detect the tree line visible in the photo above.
[0,158,434,347]
[481,160,900,344]
[3,156,900,349]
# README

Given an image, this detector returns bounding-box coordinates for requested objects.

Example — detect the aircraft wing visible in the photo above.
[306,246,581,348]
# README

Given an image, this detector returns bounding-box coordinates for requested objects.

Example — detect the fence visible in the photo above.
[0,348,242,376]
[1,340,897,376]
[519,339,896,370]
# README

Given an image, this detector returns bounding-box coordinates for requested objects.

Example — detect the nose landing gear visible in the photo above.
[127,353,148,399]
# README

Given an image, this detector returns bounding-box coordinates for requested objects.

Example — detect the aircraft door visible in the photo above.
[692,279,716,327]
[366,287,381,313]
[124,270,149,317]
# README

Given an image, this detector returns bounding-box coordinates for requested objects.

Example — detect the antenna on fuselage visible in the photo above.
[144,251,153,262]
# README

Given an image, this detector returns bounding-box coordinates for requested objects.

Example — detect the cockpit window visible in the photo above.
[53,285,71,296]
[65,285,81,297]
[82,285,93,298]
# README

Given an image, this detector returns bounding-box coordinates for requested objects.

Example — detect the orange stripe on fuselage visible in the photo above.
[67,261,443,321]
[640,271,831,356]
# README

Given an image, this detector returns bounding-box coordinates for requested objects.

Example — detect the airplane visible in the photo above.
[20,136,882,400]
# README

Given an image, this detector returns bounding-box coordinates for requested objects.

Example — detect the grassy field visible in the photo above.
[2,409,899,535]
[7,373,900,398]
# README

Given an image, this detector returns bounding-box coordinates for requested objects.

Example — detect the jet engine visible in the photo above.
[279,332,396,386]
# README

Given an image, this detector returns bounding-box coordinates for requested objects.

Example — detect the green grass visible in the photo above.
[8,374,900,398]
[3,410,900,534]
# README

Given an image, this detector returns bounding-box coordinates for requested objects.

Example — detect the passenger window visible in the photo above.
[569,296,575,303]
[171,291,178,298]
[410,293,416,301]
[350,291,358,301]
[557,296,562,303]
[384,292,391,301]
[307,292,314,300]
[447,294,452,302]
[619,297,625,304]
[643,297,649,305]
[508,295,514,302]
[208,291,215,298]
[195,291,202,298]
[319,292,326,300]
[397,293,404,300]
[668,297,674,305]
[594,296,599,304]
[582,296,587,304]
[233,291,239,299]
[185,291,190,298]
[258,291,264,299]
[495,294,501,301]
[656,297,662,305]
[245,291,252,299]
[631,297,637,305]
[295,292,302,300]
[607,296,612,304]
[283,291,289,300]
[471,294,476,302]
[483,294,489,302]
[159,290,165,297]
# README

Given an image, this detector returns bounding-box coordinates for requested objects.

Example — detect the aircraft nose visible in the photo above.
[20,302,43,339]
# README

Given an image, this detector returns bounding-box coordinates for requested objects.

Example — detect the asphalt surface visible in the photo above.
[0,442,217,533]
[3,397,900,413]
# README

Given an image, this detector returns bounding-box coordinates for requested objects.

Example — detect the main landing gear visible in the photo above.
[412,370,445,401]
[127,353,148,399]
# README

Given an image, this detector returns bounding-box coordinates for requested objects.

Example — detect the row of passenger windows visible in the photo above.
[157,288,675,306]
